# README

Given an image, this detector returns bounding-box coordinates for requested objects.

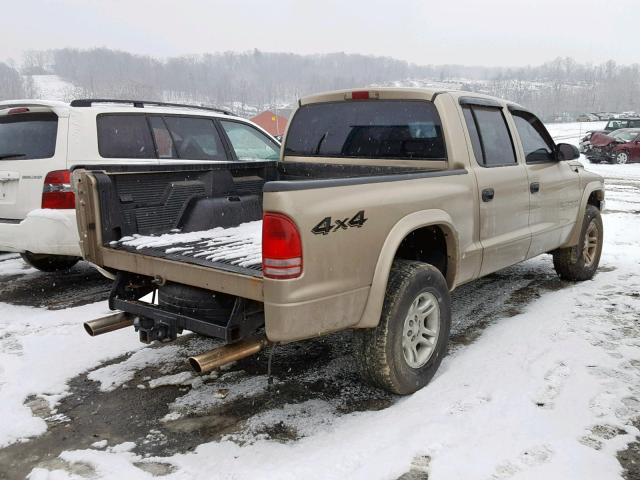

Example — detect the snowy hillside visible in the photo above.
[28,74,77,101]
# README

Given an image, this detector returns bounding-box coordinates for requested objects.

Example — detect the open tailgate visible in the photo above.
[74,162,275,302]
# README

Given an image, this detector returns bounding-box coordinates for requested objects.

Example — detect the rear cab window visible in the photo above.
[0,112,58,160]
[284,100,446,160]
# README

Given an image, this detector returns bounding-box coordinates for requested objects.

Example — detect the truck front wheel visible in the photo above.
[552,205,603,281]
[353,260,451,395]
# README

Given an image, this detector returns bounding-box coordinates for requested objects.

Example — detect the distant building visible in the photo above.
[250,110,289,137]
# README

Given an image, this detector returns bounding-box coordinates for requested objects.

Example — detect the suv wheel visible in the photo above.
[21,252,80,272]
[353,260,451,395]
[552,205,603,281]
[616,152,629,164]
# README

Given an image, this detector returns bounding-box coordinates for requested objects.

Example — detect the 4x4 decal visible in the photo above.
[311,210,367,235]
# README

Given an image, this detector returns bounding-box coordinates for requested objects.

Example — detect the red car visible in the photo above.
[588,128,640,164]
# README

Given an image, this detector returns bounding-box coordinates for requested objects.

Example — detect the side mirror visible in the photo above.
[556,143,580,161]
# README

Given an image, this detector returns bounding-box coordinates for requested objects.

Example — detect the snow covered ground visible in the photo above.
[0,124,638,479]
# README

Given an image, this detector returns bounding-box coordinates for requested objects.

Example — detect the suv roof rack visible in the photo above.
[69,98,233,115]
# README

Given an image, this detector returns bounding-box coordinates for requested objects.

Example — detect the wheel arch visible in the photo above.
[354,209,459,329]
[562,182,604,248]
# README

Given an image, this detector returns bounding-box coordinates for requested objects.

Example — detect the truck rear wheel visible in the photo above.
[552,205,603,281]
[21,252,80,272]
[353,260,451,395]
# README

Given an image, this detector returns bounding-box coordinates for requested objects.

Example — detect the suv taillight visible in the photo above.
[262,213,302,279]
[42,170,75,209]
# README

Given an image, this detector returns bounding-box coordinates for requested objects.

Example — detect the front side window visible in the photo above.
[97,115,155,158]
[611,130,639,142]
[163,117,225,160]
[512,111,555,163]
[285,100,446,160]
[220,121,280,160]
[0,112,58,160]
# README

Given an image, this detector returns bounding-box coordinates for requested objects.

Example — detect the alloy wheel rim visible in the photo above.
[617,152,628,164]
[583,221,599,267]
[402,292,440,369]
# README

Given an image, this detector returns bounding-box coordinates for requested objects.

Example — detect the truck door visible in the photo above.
[461,101,531,276]
[508,109,581,257]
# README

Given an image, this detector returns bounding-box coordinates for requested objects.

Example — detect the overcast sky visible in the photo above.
[3,0,638,67]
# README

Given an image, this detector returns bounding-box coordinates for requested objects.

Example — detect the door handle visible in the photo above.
[530,182,540,194]
[481,188,495,202]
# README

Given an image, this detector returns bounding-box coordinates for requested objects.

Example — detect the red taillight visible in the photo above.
[351,91,370,100]
[42,170,75,209]
[262,213,302,279]
[8,107,30,115]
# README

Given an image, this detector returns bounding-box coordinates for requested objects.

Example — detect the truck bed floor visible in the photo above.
[109,221,263,278]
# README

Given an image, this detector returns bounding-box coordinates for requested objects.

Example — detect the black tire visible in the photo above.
[21,252,80,272]
[353,260,451,395]
[552,205,603,281]
[158,282,235,323]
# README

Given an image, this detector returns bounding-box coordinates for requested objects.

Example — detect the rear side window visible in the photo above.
[163,117,225,160]
[148,116,176,159]
[97,115,155,158]
[0,112,58,160]
[462,106,516,167]
[285,100,446,160]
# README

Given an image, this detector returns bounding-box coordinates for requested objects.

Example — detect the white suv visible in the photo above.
[0,99,280,272]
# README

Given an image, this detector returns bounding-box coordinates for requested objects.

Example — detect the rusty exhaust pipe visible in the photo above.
[189,336,269,374]
[84,312,134,336]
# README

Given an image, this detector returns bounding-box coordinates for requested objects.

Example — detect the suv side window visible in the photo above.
[220,120,280,161]
[163,116,225,160]
[511,111,555,163]
[97,115,155,158]
[148,116,176,159]
[462,106,517,167]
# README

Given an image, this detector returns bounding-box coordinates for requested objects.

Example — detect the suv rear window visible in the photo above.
[284,100,446,160]
[0,112,58,160]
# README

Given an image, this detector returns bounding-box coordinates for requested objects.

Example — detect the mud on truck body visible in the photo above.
[74,88,605,394]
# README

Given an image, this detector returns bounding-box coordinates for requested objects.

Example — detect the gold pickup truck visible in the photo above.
[74,88,604,394]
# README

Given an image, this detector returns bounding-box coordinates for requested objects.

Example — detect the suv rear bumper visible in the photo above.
[0,209,80,256]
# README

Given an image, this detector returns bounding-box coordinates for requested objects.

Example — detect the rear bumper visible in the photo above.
[0,209,80,256]
[264,286,370,342]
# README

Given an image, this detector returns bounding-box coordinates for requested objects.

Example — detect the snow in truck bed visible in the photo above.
[112,221,262,270]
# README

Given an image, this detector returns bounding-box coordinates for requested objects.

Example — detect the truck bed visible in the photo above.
[74,160,446,300]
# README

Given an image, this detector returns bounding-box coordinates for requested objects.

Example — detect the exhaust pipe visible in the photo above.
[189,336,269,373]
[84,312,134,336]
